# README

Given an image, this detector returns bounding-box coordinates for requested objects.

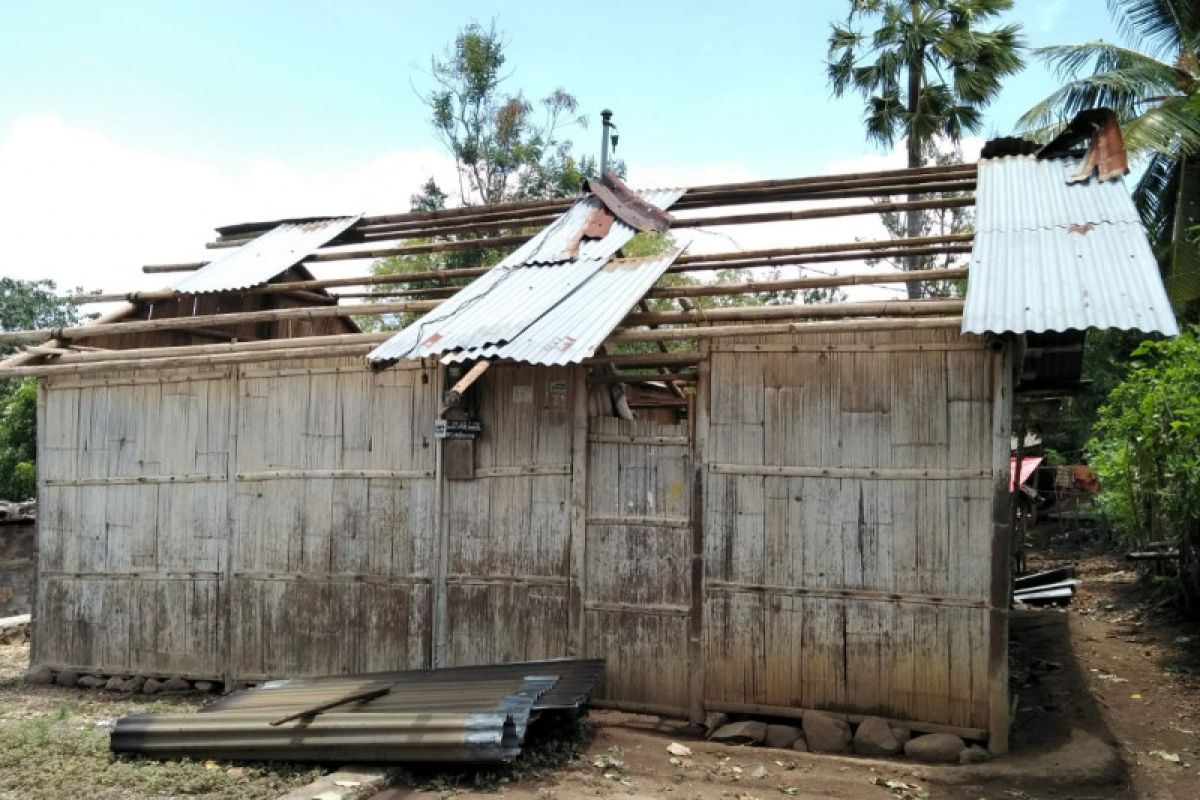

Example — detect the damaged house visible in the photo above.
[0,110,1176,754]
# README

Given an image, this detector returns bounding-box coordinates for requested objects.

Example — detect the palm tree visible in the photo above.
[827,0,1024,297]
[1019,0,1200,316]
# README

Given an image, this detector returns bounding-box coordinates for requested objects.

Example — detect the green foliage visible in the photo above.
[0,278,80,500]
[422,21,591,205]
[1037,329,1148,461]
[0,277,80,355]
[0,380,37,500]
[827,2,1021,297]
[1019,0,1200,316]
[827,1,1025,160]
[1087,327,1200,611]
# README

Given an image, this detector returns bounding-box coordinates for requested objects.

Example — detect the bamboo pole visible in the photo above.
[213,163,976,241]
[622,299,964,326]
[669,196,973,230]
[0,300,441,346]
[115,244,973,307]
[211,177,976,249]
[0,302,139,368]
[0,343,381,378]
[0,340,708,378]
[444,360,491,403]
[606,316,963,344]
[646,266,969,299]
[29,331,395,365]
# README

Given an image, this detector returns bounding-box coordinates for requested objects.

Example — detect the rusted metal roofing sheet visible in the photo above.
[170,216,359,294]
[111,659,603,764]
[962,155,1178,336]
[444,249,684,366]
[366,190,682,366]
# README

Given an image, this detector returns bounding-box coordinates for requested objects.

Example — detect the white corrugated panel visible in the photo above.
[443,249,684,366]
[962,155,1177,336]
[171,217,360,294]
[368,189,683,366]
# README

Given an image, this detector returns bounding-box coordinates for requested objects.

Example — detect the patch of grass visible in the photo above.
[0,643,324,799]
[0,717,323,799]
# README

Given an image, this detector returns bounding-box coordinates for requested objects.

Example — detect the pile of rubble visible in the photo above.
[706,711,990,765]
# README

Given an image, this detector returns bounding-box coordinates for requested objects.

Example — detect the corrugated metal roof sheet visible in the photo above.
[367,190,683,366]
[963,155,1177,336]
[171,216,359,294]
[444,249,684,366]
[111,659,604,764]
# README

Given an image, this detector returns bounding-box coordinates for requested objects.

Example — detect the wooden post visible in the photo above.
[223,365,241,690]
[688,339,711,724]
[988,341,1014,754]
[568,365,590,656]
[432,363,449,669]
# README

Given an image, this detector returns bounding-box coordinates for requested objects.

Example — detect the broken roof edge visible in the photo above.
[170,216,361,295]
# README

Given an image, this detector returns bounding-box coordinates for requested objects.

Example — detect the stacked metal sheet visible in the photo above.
[110,658,603,764]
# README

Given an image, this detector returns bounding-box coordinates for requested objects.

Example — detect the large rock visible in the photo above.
[791,735,810,752]
[141,678,163,695]
[704,712,731,737]
[853,716,901,756]
[959,744,991,764]
[77,675,106,689]
[802,710,852,753]
[161,677,191,693]
[121,677,145,693]
[904,733,966,763]
[890,726,912,745]
[23,665,52,685]
[53,670,79,688]
[710,720,768,745]
[764,724,803,749]
[193,680,216,694]
[104,677,125,692]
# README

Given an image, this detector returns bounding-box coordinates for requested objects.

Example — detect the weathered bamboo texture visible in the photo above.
[701,325,997,734]
[33,325,1001,740]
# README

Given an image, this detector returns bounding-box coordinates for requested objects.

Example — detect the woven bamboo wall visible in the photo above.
[32,328,1007,739]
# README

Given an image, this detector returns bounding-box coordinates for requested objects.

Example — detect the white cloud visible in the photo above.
[1035,0,1070,33]
[0,114,458,294]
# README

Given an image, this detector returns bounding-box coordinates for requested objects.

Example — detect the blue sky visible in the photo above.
[0,0,1122,291]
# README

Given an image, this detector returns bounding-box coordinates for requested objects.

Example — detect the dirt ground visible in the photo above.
[3,523,1200,799]
[381,524,1200,800]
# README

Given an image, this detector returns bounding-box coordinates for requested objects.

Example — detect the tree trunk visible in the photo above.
[905,0,925,300]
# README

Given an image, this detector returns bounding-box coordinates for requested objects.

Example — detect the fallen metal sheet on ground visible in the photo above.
[111,658,604,764]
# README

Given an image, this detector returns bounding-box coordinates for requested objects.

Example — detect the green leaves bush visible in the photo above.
[1088,327,1200,610]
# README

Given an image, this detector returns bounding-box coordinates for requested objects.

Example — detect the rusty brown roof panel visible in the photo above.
[584,172,674,232]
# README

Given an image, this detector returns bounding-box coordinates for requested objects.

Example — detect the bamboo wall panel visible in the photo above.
[703,328,995,730]
[35,372,232,676]
[584,416,693,713]
[441,364,574,666]
[231,358,438,677]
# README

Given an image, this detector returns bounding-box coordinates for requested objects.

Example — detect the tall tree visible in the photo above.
[1019,0,1200,318]
[422,21,592,206]
[827,0,1024,296]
